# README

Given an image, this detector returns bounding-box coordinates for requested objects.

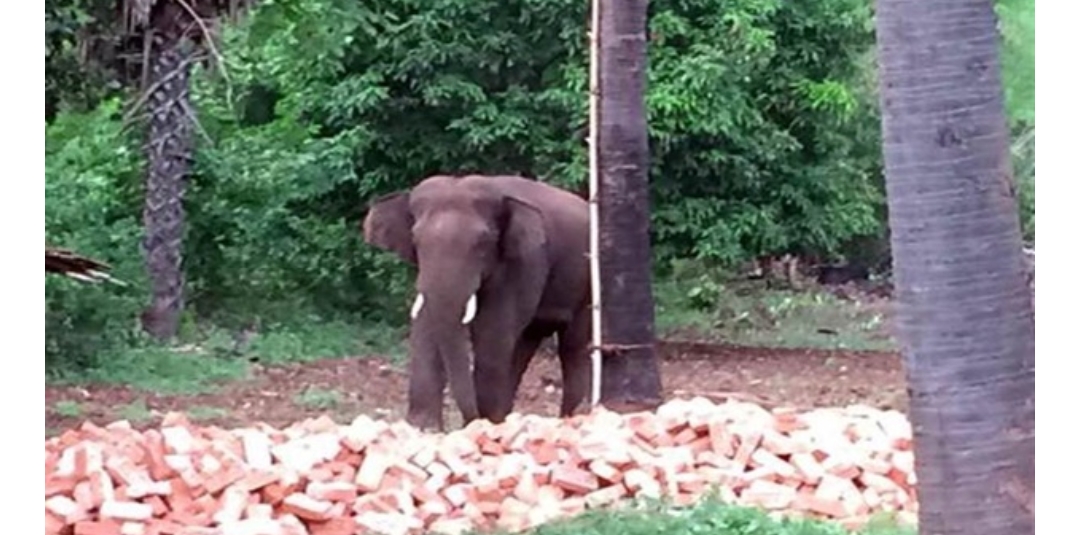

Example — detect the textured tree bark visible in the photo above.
[140,6,196,341]
[875,0,1035,533]
[595,0,663,411]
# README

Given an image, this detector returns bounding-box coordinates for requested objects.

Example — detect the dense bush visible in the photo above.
[181,0,882,309]
[44,0,1033,370]
[45,100,149,370]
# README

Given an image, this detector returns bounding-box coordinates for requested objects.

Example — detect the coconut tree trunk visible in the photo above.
[140,4,196,340]
[595,0,663,411]
[875,0,1035,533]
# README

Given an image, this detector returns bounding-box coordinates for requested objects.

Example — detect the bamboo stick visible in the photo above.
[587,0,603,407]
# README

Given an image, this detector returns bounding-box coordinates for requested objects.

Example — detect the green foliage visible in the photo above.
[996,0,1035,127]
[648,0,884,264]
[45,0,134,120]
[510,499,913,535]
[45,99,149,371]
[44,98,404,373]
[184,0,593,324]
[186,0,883,304]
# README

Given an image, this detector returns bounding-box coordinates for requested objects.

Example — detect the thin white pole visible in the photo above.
[587,0,603,408]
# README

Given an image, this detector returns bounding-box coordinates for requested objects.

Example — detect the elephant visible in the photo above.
[362,174,593,431]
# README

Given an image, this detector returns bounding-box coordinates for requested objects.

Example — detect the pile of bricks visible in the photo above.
[44,398,919,535]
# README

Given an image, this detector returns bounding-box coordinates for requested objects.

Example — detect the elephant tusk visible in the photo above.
[462,293,477,324]
[410,293,425,320]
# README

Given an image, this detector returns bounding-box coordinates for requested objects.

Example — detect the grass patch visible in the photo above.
[53,400,83,418]
[654,271,894,352]
[294,387,344,410]
[116,399,153,422]
[515,499,914,535]
[57,345,249,395]
[187,405,231,421]
[47,319,405,394]
[247,319,403,365]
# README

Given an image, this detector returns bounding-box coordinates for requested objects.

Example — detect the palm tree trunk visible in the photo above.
[595,0,663,411]
[140,9,195,341]
[875,0,1035,532]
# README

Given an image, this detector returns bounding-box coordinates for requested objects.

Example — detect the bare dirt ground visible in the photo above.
[45,342,906,436]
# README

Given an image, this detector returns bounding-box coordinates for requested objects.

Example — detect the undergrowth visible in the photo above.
[45,319,405,395]
[653,267,894,352]
[512,499,914,535]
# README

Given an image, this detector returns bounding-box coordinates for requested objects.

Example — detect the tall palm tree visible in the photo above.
[131,0,198,339]
[125,0,248,339]
[874,0,1035,532]
[594,0,663,411]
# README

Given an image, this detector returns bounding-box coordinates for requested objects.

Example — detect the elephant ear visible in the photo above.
[500,196,548,261]
[362,191,417,264]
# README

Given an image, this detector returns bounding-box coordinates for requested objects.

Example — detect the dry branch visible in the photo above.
[45,247,126,286]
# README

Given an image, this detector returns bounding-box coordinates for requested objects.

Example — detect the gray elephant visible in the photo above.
[362,174,593,431]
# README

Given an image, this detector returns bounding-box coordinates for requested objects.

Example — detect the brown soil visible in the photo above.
[45,342,906,437]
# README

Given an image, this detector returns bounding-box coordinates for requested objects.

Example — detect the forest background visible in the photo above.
[43,0,1034,377]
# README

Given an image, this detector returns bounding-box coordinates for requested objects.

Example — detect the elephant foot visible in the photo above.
[479,411,509,425]
[476,398,512,425]
[600,397,663,415]
[559,399,592,418]
[406,410,445,433]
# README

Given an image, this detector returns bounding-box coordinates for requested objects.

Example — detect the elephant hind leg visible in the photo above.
[477,324,551,423]
[556,308,592,418]
[508,323,557,401]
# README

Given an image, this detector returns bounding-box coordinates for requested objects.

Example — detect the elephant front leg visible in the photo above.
[405,336,447,432]
[471,320,521,424]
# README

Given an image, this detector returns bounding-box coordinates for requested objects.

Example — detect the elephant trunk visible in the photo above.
[411,268,483,425]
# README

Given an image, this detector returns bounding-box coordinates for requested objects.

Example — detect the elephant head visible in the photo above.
[362,175,548,429]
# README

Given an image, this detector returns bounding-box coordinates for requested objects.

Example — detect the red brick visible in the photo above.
[551,464,599,494]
